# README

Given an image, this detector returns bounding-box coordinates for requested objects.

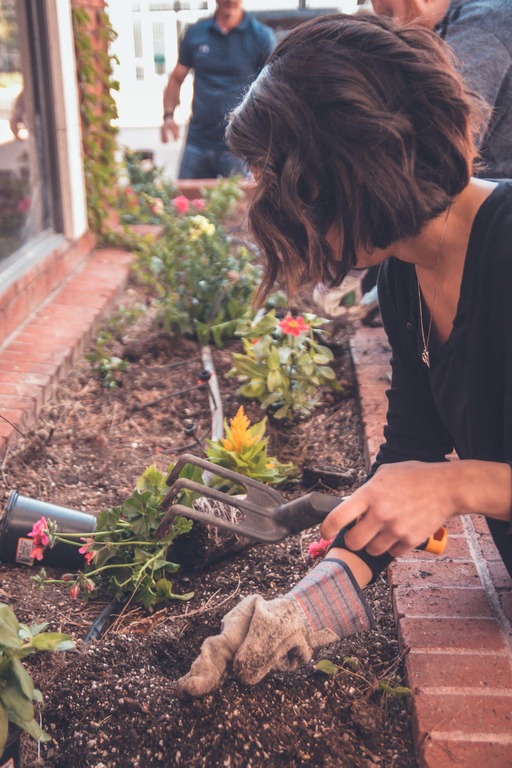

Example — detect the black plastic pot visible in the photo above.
[0,491,96,569]
[0,726,21,768]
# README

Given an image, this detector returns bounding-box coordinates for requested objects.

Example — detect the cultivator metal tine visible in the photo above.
[155,453,287,541]
[164,453,283,504]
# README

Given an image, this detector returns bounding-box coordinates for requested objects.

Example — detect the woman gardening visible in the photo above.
[175,12,512,697]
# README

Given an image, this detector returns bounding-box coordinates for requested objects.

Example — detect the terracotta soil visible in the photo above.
[0,287,417,768]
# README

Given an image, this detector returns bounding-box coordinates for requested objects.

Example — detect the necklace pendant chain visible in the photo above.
[417,205,451,368]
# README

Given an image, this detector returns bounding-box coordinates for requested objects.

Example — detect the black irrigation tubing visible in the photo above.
[132,381,209,411]
[84,598,126,642]
[0,413,25,437]
[150,354,202,371]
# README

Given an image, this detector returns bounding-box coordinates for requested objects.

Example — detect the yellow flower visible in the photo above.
[188,215,216,240]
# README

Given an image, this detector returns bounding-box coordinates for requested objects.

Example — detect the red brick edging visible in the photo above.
[0,248,133,456]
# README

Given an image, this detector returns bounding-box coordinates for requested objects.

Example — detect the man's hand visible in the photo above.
[161,115,180,143]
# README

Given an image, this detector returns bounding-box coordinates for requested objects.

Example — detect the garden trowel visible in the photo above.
[155,453,448,553]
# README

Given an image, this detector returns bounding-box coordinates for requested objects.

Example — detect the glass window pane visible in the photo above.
[0,0,47,262]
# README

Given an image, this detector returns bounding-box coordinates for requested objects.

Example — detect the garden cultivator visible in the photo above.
[155,454,448,554]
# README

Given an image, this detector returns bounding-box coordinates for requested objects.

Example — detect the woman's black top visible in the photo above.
[375,180,512,575]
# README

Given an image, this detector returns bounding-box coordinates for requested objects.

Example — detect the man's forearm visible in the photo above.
[163,75,182,117]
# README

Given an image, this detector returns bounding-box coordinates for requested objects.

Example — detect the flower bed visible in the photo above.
[0,288,416,767]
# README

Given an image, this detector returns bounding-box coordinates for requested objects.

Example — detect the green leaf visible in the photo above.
[377,681,411,698]
[0,605,21,648]
[30,633,74,652]
[11,657,35,700]
[9,711,50,743]
[314,659,340,676]
[272,405,291,420]
[267,346,281,370]
[0,687,34,722]
[267,369,283,392]
[27,621,49,637]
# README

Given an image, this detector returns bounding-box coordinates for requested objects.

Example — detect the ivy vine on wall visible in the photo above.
[71,4,120,237]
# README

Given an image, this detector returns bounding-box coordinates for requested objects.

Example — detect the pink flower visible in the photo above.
[78,537,94,554]
[84,578,95,592]
[17,197,31,214]
[28,517,50,551]
[79,537,97,565]
[191,198,205,210]
[172,194,190,214]
[278,315,310,336]
[308,537,333,560]
[150,197,164,215]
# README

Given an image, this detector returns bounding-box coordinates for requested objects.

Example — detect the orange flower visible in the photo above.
[278,315,310,336]
[221,406,255,453]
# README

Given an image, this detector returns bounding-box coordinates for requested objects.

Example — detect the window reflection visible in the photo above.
[0,0,44,262]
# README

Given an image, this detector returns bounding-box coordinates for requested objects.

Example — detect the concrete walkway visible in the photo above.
[0,247,511,766]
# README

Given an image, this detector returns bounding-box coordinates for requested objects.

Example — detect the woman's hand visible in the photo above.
[320,459,511,558]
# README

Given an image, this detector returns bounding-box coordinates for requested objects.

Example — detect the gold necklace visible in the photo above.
[416,205,451,368]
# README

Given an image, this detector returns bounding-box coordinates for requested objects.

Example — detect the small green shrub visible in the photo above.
[230,310,341,419]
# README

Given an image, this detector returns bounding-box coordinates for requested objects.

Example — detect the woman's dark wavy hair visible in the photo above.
[226,12,485,302]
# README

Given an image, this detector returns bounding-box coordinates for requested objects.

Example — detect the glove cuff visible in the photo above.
[285,558,375,639]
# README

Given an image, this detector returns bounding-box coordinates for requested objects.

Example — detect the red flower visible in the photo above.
[191,198,205,210]
[172,194,190,214]
[30,545,45,561]
[278,315,310,336]
[69,583,80,599]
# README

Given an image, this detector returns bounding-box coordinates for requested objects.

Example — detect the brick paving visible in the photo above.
[1,251,511,766]
[0,248,132,455]
[351,326,512,768]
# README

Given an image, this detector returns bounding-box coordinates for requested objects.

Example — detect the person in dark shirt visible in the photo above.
[173,13,512,698]
[160,0,276,179]
[372,0,512,179]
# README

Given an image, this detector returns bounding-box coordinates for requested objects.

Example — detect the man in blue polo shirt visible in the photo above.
[161,0,276,179]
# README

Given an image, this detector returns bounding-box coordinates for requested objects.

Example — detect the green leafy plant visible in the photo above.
[134,187,262,344]
[72,7,120,237]
[230,310,341,419]
[86,304,146,388]
[86,339,129,389]
[0,604,74,753]
[31,464,203,611]
[315,658,411,700]
[118,150,178,226]
[205,405,297,485]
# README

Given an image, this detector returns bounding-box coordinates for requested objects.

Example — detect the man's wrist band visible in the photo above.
[163,111,173,120]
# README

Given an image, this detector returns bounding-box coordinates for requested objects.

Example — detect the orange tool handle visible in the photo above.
[418,526,448,555]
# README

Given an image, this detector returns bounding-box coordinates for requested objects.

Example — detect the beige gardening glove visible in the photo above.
[175,558,374,698]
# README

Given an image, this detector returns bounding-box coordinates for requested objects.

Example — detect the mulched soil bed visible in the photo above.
[0,286,417,768]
